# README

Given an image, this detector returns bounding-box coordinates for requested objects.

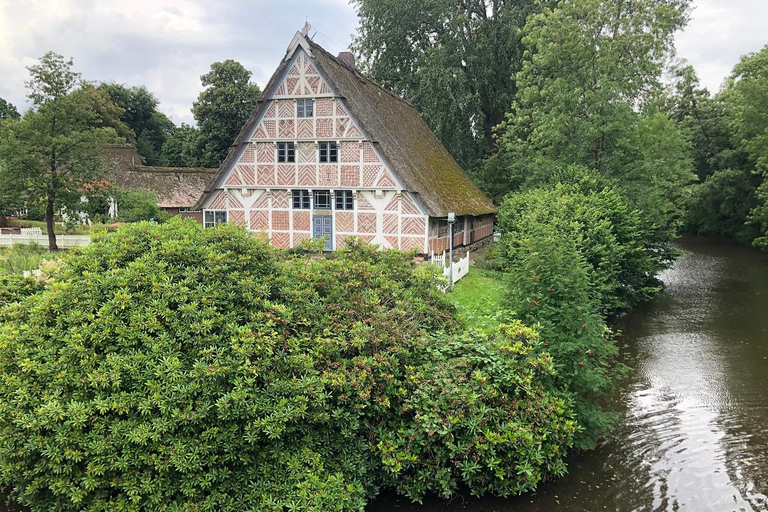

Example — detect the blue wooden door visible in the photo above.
[313,215,333,251]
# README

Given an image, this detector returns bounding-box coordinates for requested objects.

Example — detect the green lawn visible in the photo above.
[448,267,506,331]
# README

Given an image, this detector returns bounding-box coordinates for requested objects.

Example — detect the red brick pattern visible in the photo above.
[401,193,421,215]
[335,234,349,249]
[335,212,354,233]
[306,76,320,94]
[320,165,338,186]
[384,195,399,212]
[336,118,349,137]
[335,102,348,117]
[293,211,311,231]
[227,194,243,209]
[402,217,426,236]
[257,166,275,185]
[208,191,227,210]
[285,78,299,95]
[385,235,399,249]
[288,64,301,77]
[341,166,359,187]
[297,142,314,163]
[305,63,318,75]
[383,214,398,234]
[278,100,293,118]
[277,167,296,186]
[262,121,276,138]
[250,210,269,230]
[346,125,362,138]
[401,236,424,252]
[272,190,291,209]
[272,211,289,230]
[256,143,274,163]
[316,98,333,116]
[298,165,315,185]
[279,119,295,138]
[363,166,381,187]
[229,210,246,226]
[265,102,276,118]
[363,142,378,162]
[293,232,312,246]
[316,118,333,137]
[225,164,255,187]
[376,172,395,188]
[357,234,375,244]
[340,142,358,163]
[357,213,377,234]
[272,232,290,249]
[297,119,313,138]
[241,145,255,163]
[251,191,269,209]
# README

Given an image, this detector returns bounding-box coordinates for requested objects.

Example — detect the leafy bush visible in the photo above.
[499,173,672,314]
[0,271,45,309]
[496,180,639,449]
[375,323,575,499]
[0,219,575,511]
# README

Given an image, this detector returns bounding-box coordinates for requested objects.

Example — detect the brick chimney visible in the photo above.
[337,51,355,69]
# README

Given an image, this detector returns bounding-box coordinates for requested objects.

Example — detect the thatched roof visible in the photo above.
[102,145,216,208]
[194,33,496,217]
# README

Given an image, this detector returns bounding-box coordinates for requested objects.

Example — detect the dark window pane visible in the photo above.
[314,190,331,209]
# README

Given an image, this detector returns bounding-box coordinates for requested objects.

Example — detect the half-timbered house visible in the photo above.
[193,28,496,253]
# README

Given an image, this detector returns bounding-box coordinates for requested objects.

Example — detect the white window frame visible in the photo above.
[204,210,227,229]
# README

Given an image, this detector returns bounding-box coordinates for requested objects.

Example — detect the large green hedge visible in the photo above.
[0,219,575,511]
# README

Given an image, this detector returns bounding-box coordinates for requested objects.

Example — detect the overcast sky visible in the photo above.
[1,0,766,126]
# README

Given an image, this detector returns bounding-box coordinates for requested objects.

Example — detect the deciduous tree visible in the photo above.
[191,60,260,167]
[352,0,544,169]
[0,52,123,250]
[0,98,20,120]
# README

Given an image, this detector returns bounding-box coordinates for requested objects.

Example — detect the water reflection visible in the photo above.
[369,237,768,512]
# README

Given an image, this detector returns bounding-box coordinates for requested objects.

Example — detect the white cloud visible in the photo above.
[675,0,768,93]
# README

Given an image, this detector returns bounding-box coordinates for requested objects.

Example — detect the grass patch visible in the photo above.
[0,245,60,274]
[449,267,506,331]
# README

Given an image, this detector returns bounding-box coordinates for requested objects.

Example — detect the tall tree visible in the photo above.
[191,60,260,168]
[723,44,768,249]
[0,98,20,120]
[159,123,199,167]
[98,83,176,165]
[0,52,123,250]
[496,0,694,233]
[352,0,543,168]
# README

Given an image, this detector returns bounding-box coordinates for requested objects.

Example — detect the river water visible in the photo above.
[369,236,768,512]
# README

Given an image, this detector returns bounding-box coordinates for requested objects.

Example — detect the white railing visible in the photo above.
[430,250,470,287]
[0,234,91,248]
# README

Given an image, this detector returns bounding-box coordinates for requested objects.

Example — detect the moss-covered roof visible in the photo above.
[102,145,216,208]
[195,33,496,217]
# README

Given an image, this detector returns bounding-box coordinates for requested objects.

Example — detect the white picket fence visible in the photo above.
[430,250,470,288]
[0,233,91,248]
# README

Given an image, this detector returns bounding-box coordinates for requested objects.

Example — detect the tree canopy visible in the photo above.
[98,83,176,165]
[0,52,125,250]
[0,98,20,120]
[352,0,544,169]
[190,60,261,167]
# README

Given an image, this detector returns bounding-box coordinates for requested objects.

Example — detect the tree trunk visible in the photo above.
[46,197,58,252]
